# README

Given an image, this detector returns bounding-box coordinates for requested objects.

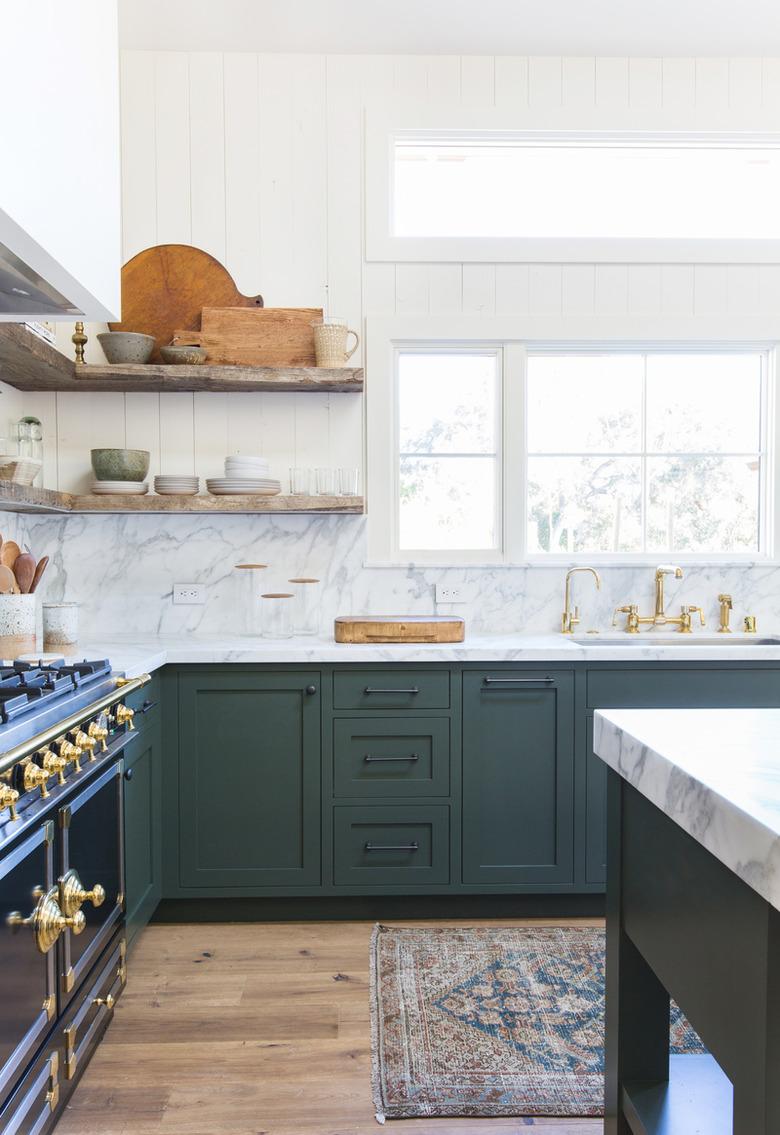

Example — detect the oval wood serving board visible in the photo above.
[334,615,465,643]
[108,244,264,362]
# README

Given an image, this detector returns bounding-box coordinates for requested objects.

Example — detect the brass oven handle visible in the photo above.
[93,992,115,1010]
[59,869,106,917]
[6,886,86,954]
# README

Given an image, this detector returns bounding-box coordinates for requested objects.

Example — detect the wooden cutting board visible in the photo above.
[334,616,466,644]
[108,244,264,362]
[183,307,323,367]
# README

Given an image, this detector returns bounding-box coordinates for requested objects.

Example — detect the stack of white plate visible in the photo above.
[91,480,148,495]
[206,455,281,496]
[154,475,200,496]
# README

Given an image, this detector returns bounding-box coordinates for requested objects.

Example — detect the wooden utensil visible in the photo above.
[178,307,322,367]
[0,541,21,570]
[108,244,264,362]
[29,555,49,594]
[334,615,465,644]
[0,565,17,594]
[13,553,36,595]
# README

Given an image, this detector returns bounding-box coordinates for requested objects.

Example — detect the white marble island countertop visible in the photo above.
[48,629,780,681]
[594,707,780,911]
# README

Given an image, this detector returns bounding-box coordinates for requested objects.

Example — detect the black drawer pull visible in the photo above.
[364,686,419,695]
[123,768,134,781]
[364,753,420,763]
[305,685,317,695]
[139,699,158,714]
[483,676,555,686]
[364,841,419,852]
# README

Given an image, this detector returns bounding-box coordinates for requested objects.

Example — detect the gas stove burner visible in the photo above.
[0,659,113,725]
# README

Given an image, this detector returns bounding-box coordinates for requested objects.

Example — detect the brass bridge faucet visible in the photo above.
[561,567,601,634]
[613,565,706,634]
[654,564,683,620]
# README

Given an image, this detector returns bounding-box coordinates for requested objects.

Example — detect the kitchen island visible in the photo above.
[595,707,780,1134]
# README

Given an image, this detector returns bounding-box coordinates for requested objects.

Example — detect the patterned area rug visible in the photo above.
[370,924,704,1120]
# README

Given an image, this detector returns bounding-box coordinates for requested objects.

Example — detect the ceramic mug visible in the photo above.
[312,318,359,368]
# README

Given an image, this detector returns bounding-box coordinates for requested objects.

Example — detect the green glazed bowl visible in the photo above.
[91,448,150,482]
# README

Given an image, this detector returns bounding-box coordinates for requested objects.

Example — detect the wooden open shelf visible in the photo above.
[0,324,363,393]
[0,482,363,517]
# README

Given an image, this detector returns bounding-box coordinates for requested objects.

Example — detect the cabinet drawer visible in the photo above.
[333,718,450,798]
[125,673,161,733]
[333,670,450,710]
[63,935,126,1081]
[587,668,780,709]
[333,806,449,886]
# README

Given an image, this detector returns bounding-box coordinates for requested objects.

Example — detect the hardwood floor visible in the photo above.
[56,919,604,1135]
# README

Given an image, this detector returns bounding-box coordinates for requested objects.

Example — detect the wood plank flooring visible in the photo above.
[56,919,604,1135]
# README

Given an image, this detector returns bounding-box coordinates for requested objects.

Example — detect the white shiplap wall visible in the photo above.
[26,52,780,492]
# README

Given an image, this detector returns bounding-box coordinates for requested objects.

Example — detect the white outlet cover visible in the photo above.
[435,583,468,604]
[173,583,205,605]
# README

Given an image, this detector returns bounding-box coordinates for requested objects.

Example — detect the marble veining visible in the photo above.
[18,512,780,639]
[594,707,780,911]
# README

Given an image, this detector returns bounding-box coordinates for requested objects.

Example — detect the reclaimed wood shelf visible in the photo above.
[0,481,363,516]
[0,324,363,393]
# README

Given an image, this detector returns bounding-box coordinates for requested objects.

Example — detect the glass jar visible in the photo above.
[261,593,294,639]
[17,416,43,486]
[234,563,268,635]
[288,577,321,636]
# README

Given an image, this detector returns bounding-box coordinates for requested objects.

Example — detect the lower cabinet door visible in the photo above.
[462,671,575,885]
[0,1044,61,1135]
[333,806,450,886]
[124,724,162,945]
[178,672,322,888]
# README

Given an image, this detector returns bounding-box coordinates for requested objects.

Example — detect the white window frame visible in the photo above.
[365,106,780,264]
[366,316,778,567]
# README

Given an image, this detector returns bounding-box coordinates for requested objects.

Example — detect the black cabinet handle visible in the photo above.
[364,687,419,695]
[123,768,134,781]
[364,754,420,763]
[364,841,419,852]
[139,699,158,714]
[305,685,317,695]
[483,676,555,686]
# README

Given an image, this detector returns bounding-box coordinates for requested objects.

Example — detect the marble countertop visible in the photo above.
[594,707,780,910]
[42,630,780,680]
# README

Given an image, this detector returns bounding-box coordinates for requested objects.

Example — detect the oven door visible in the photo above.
[57,759,124,1001]
[0,821,56,1111]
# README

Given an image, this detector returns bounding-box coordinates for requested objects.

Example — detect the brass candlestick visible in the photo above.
[72,322,87,365]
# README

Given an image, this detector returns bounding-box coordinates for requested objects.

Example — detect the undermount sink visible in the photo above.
[572,634,780,647]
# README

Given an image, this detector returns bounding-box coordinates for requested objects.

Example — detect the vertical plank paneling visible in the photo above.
[726,266,761,314]
[661,266,695,315]
[629,58,663,109]
[57,394,125,493]
[462,265,496,314]
[295,394,331,470]
[595,57,629,108]
[327,56,364,359]
[120,51,157,260]
[562,57,595,107]
[763,58,780,111]
[258,55,296,304]
[495,266,530,314]
[425,56,461,102]
[393,56,427,101]
[189,53,226,262]
[159,393,195,475]
[363,263,396,315]
[494,56,529,107]
[528,57,562,107]
[395,265,429,314]
[729,58,762,110]
[460,56,495,106]
[226,394,266,459]
[224,53,262,295]
[528,266,562,315]
[594,266,629,315]
[21,393,58,490]
[257,393,296,484]
[628,266,662,314]
[562,266,595,314]
[759,266,780,313]
[695,57,730,111]
[193,393,229,480]
[125,393,161,483]
[290,55,328,306]
[154,53,191,243]
[327,394,364,478]
[661,57,696,109]
[428,265,463,314]
[694,266,728,314]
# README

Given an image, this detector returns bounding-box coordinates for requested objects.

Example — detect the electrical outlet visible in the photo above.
[435,584,467,604]
[173,583,205,605]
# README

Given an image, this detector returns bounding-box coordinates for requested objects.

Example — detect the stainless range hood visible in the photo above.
[0,240,83,319]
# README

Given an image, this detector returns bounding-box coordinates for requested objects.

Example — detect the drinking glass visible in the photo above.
[315,467,335,495]
[289,467,311,495]
[337,468,360,496]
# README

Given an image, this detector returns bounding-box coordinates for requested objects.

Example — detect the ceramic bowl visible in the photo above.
[97,331,155,364]
[160,344,207,365]
[91,448,150,482]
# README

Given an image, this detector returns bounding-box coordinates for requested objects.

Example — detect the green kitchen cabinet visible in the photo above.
[462,670,575,885]
[123,717,162,944]
[177,671,321,889]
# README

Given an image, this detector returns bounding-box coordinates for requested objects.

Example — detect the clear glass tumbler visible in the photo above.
[289,467,311,495]
[261,593,294,638]
[315,467,335,495]
[289,577,321,636]
[234,563,268,635]
[337,468,360,496]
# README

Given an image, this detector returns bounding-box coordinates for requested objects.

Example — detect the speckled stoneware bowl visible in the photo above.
[97,331,155,364]
[91,448,150,482]
[160,344,207,365]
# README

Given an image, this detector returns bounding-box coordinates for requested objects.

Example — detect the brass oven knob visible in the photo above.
[58,868,106,917]
[87,719,109,752]
[114,703,135,730]
[57,740,83,774]
[6,886,86,954]
[23,761,52,800]
[39,749,68,785]
[0,784,19,821]
[73,730,98,761]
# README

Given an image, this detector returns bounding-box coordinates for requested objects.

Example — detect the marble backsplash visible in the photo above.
[17,513,780,639]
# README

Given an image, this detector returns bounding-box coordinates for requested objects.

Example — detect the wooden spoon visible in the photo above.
[0,565,17,594]
[13,553,36,595]
[0,541,21,570]
[29,555,49,594]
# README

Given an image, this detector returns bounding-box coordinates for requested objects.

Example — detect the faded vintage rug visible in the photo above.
[370,924,704,1120]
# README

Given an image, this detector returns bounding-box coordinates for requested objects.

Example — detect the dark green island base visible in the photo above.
[605,772,779,1134]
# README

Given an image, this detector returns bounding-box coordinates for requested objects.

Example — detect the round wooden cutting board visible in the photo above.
[108,244,264,361]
